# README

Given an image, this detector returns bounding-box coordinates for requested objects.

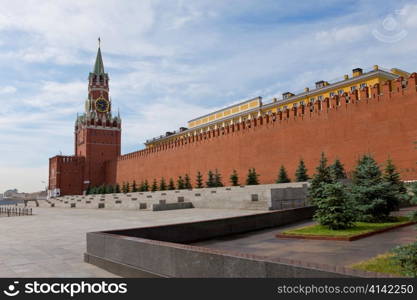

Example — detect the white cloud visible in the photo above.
[0,166,48,192]
[0,85,16,94]
[2,0,417,193]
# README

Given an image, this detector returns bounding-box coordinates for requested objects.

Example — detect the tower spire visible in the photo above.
[93,38,105,75]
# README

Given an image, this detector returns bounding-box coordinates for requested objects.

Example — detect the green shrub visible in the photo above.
[276,165,291,183]
[309,152,335,204]
[214,169,223,187]
[184,174,192,189]
[391,242,417,277]
[159,178,167,191]
[313,182,356,230]
[295,159,309,182]
[105,185,114,194]
[168,178,175,190]
[132,181,138,192]
[246,168,259,185]
[230,170,239,186]
[196,171,204,188]
[206,170,215,188]
[177,176,185,190]
[351,155,396,222]
[143,180,149,192]
[330,158,347,180]
[382,159,407,212]
[151,179,158,192]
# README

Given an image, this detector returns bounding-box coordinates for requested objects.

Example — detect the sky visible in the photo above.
[1,0,417,193]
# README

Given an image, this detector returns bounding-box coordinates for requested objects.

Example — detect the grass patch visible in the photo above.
[350,253,403,276]
[281,216,410,237]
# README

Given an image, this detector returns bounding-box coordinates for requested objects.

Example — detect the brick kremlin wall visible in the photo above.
[106,74,417,186]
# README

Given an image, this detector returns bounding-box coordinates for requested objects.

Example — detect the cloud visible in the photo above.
[2,0,417,192]
[0,85,16,94]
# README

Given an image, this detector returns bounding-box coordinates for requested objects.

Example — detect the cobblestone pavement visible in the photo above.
[0,207,264,277]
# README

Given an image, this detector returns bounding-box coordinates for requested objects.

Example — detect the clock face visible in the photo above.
[95,98,109,113]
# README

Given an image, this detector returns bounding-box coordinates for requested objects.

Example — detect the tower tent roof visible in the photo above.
[93,46,105,75]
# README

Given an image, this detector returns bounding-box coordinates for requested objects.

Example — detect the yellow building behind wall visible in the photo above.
[145,66,409,148]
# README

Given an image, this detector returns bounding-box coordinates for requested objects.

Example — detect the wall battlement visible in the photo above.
[108,72,417,187]
[52,155,86,164]
[118,73,417,161]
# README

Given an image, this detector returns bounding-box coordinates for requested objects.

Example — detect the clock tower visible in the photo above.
[74,42,121,191]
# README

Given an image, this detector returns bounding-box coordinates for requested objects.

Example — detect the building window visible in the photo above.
[300,100,305,106]
[360,83,367,89]
[283,105,288,110]
[310,98,315,103]
[351,86,357,91]
[329,92,335,97]
[293,103,298,108]
[317,95,323,101]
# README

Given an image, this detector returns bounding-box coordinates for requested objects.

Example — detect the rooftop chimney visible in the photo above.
[315,81,329,89]
[282,92,295,100]
[352,68,363,77]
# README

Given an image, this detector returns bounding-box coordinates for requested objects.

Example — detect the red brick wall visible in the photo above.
[48,156,85,195]
[76,127,121,189]
[110,74,417,186]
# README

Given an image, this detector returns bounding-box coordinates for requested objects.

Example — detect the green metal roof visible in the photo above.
[93,47,105,75]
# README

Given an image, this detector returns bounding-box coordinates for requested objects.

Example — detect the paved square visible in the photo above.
[0,207,264,277]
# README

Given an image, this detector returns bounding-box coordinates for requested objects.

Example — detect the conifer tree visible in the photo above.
[90,186,97,194]
[168,178,175,190]
[177,176,185,190]
[132,180,138,192]
[330,158,347,180]
[246,168,259,185]
[309,152,335,203]
[143,180,149,192]
[139,181,145,192]
[276,165,291,183]
[314,182,355,229]
[230,170,239,186]
[214,169,223,187]
[115,183,121,193]
[99,185,106,194]
[159,178,167,191]
[86,186,92,195]
[196,171,204,188]
[122,182,129,193]
[105,185,114,194]
[206,170,215,188]
[125,182,130,193]
[151,179,158,192]
[351,154,392,222]
[184,174,192,189]
[295,159,309,182]
[382,158,406,212]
